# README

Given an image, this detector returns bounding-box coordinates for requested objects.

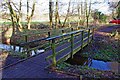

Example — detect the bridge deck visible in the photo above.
[1,45,76,78]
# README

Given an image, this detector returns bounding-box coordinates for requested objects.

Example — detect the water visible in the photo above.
[31,49,45,56]
[90,60,119,73]
[66,54,119,73]
[90,60,111,71]
[0,44,44,56]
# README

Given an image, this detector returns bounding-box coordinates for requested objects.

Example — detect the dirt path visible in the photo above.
[94,25,120,40]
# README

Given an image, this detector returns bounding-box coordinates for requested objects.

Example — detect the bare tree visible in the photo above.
[85,0,91,27]
[77,1,87,26]
[55,0,58,28]
[116,1,120,18]
[7,1,15,35]
[53,0,62,28]
[77,3,80,26]
[77,2,83,26]
[6,0,20,44]
[62,0,71,27]
[108,1,119,18]
[27,0,36,29]
[6,0,23,31]
[49,0,54,28]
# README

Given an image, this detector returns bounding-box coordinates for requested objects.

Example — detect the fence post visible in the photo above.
[25,35,27,42]
[27,50,31,57]
[13,45,16,51]
[88,29,90,43]
[26,46,31,57]
[92,28,94,40]
[62,30,65,34]
[19,47,21,52]
[81,30,84,50]
[48,32,51,38]
[71,28,74,31]
[51,39,56,67]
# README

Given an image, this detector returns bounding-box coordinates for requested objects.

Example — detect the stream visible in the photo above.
[0,44,44,56]
[0,43,45,68]
[66,54,119,73]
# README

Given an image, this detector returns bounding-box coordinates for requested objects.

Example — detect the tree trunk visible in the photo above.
[10,0,23,31]
[49,0,53,28]
[27,17,31,29]
[7,1,15,44]
[27,0,30,29]
[55,0,58,29]
[77,4,80,26]
[117,1,120,18]
[57,12,61,25]
[27,0,36,29]
[62,0,71,27]
[85,0,91,28]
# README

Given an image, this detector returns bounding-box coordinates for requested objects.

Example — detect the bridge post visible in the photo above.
[62,30,65,34]
[88,29,90,43]
[51,39,56,67]
[62,30,65,42]
[48,32,51,46]
[70,33,74,59]
[70,28,74,59]
[81,30,84,50]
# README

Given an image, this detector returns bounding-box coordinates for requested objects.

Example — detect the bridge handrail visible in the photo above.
[20,37,48,46]
[46,29,84,41]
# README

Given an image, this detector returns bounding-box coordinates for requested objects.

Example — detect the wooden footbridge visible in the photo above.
[1,27,94,78]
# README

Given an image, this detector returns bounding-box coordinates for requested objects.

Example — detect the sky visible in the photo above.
[35,0,119,15]
[0,0,119,14]
[0,0,119,18]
